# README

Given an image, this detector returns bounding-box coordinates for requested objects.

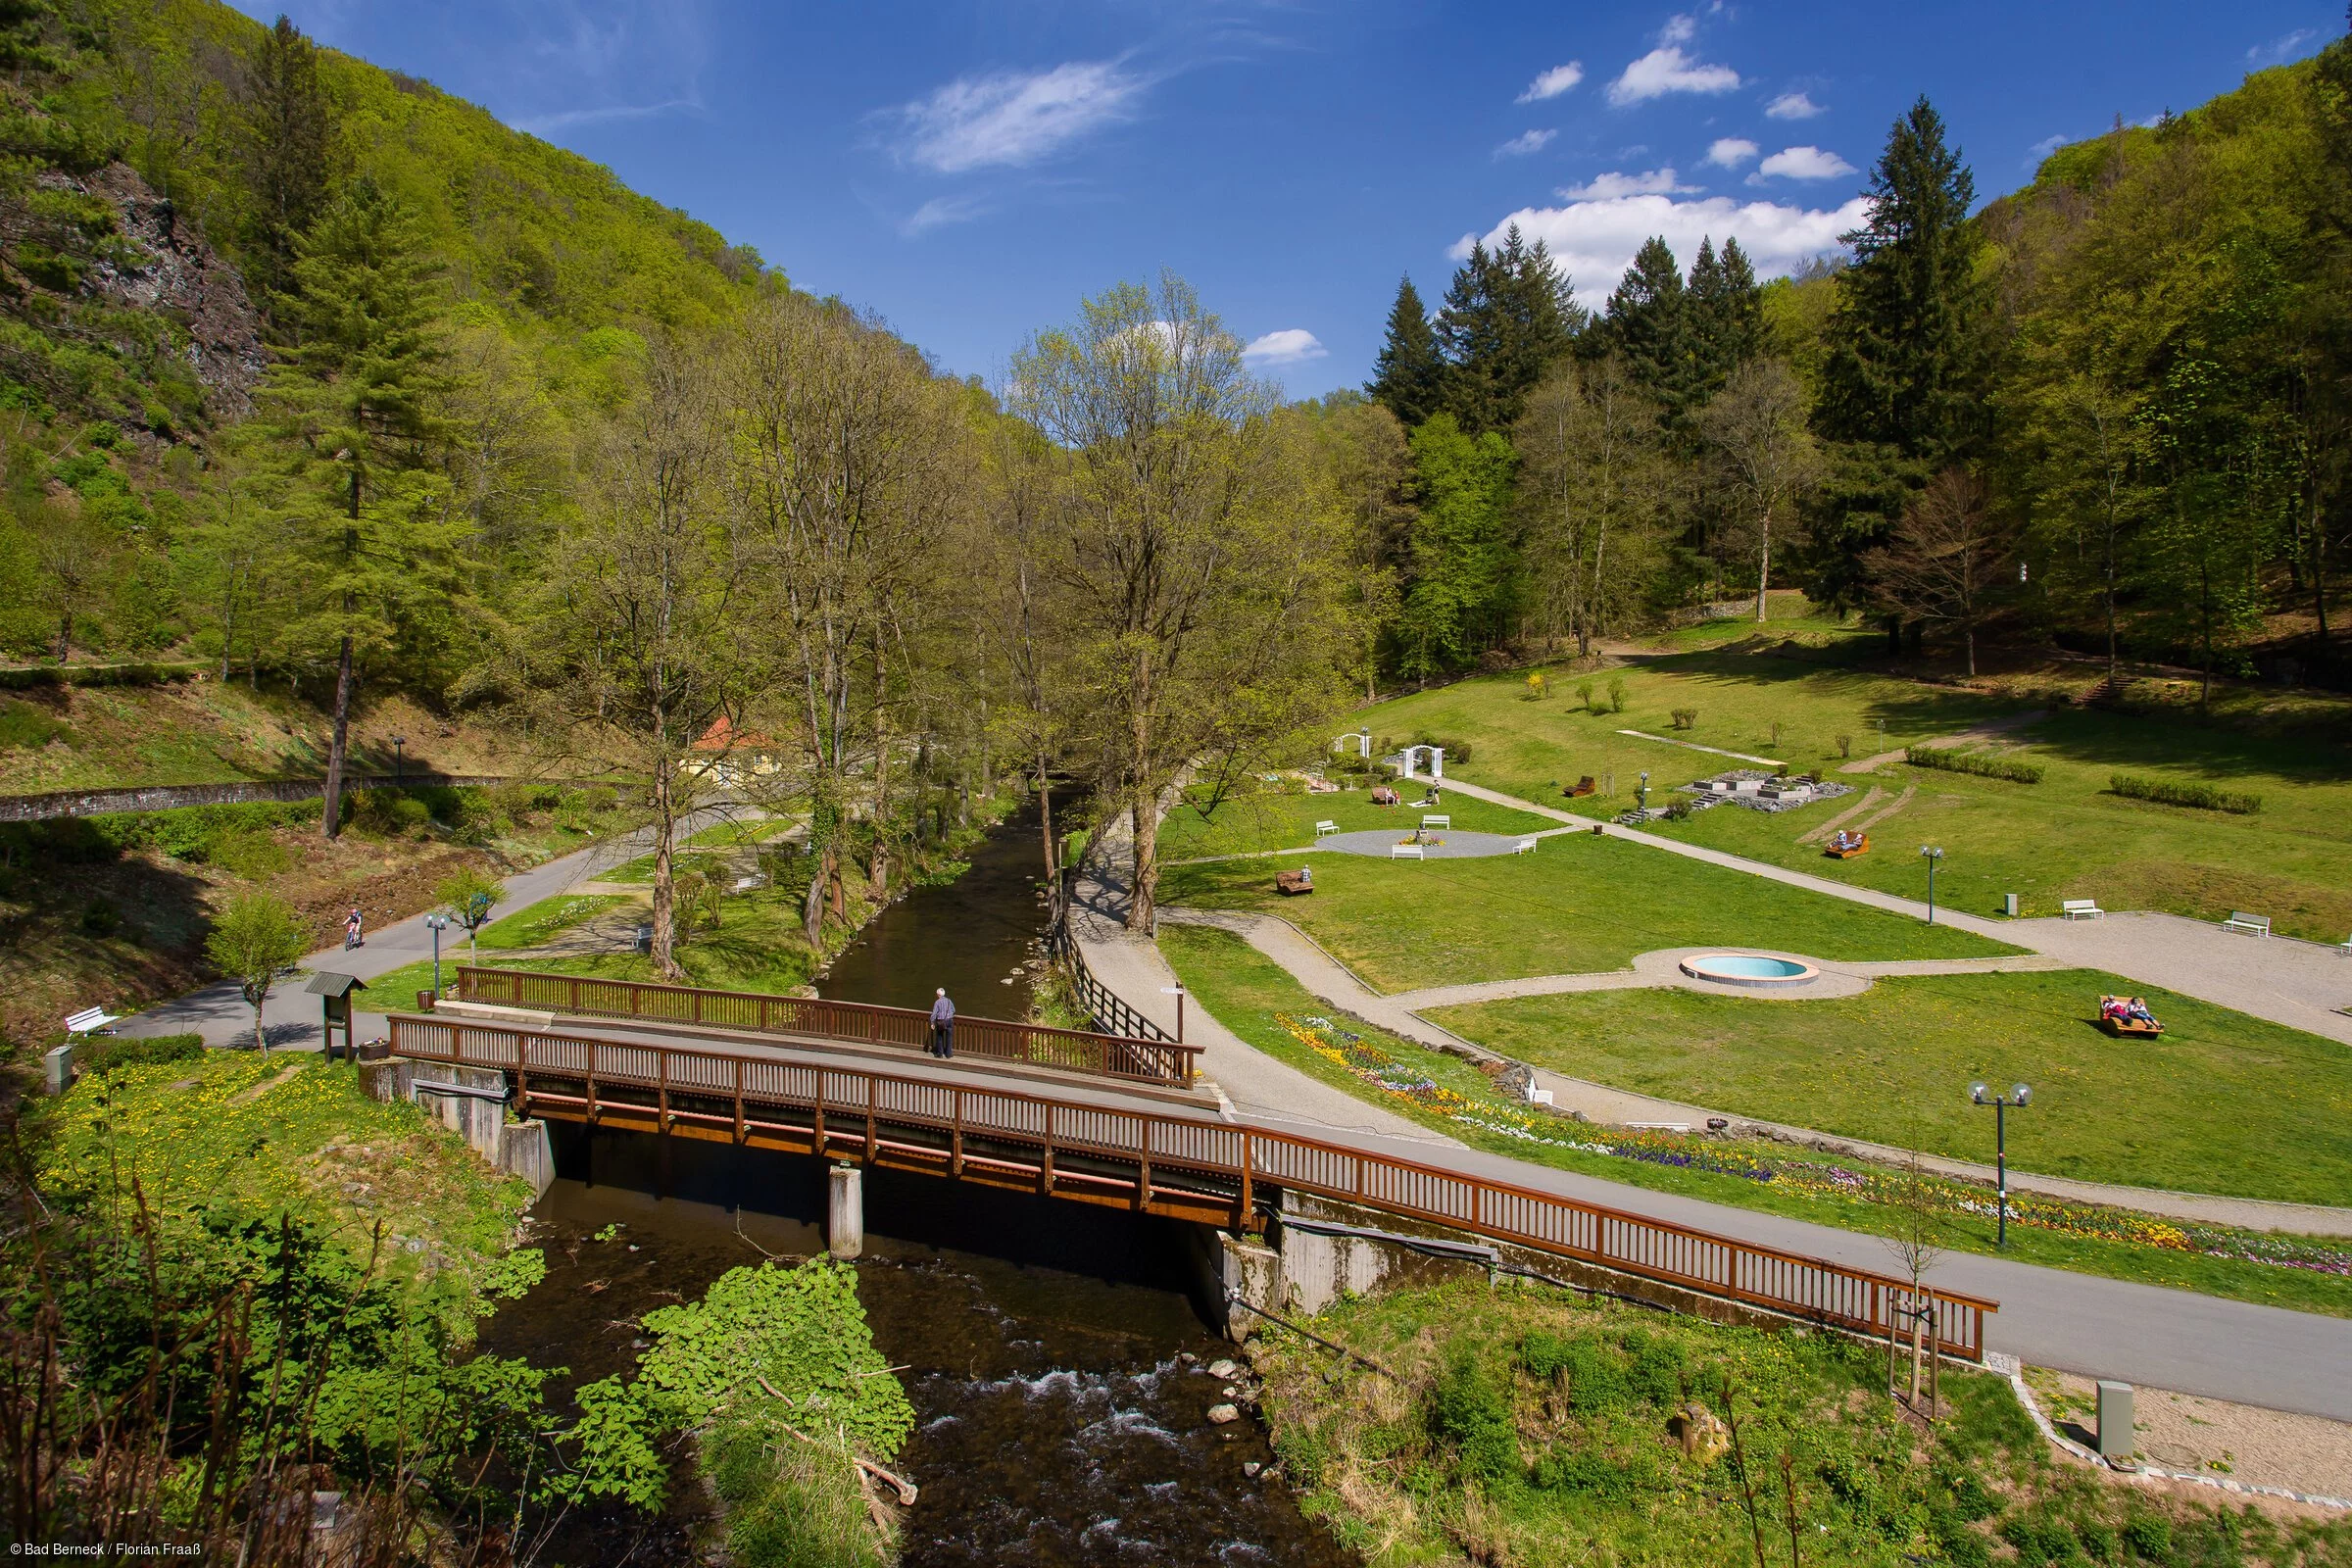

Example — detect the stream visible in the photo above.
[479,791,1353,1565]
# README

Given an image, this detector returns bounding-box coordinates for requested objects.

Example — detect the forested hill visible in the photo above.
[2,0,765,439]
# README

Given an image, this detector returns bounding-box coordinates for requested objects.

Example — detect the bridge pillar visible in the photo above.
[827,1164,864,1259]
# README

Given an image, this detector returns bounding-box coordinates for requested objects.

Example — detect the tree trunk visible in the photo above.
[650,762,681,978]
[321,632,353,841]
[803,841,828,949]
[1037,767,1056,885]
[1908,1306,1927,1403]
[1965,625,1976,679]
[55,611,70,664]
[1755,514,1770,623]
[251,992,269,1054]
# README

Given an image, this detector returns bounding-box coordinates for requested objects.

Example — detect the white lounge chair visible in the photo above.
[2222,910,2271,938]
[1391,844,1425,860]
[1313,819,1339,837]
[64,1005,120,1038]
[2060,899,2104,921]
[1422,813,1450,830]
[1513,836,1538,855]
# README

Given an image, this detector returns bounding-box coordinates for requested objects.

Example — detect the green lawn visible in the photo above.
[1156,783,1554,860]
[1428,971,2352,1206]
[1160,924,2352,1318]
[1159,830,2012,993]
[1352,653,2352,941]
[474,892,632,950]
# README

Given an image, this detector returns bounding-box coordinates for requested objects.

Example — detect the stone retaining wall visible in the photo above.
[0,773,512,822]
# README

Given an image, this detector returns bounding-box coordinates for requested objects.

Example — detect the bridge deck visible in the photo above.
[388,1012,1995,1361]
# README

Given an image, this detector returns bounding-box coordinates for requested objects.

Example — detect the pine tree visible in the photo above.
[1367,274,1444,427]
[1598,236,1693,423]
[1688,236,1765,401]
[240,15,341,312]
[1810,97,1989,609]
[1435,224,1578,432]
[266,177,459,838]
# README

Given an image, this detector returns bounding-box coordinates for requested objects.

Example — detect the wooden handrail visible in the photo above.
[387,1015,1996,1360]
[453,965,1199,1087]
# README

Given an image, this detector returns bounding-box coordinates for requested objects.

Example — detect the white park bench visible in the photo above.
[1391,844,1425,860]
[2222,910,2272,938]
[1422,813,1450,830]
[2337,934,2351,956]
[1314,819,1339,837]
[64,1005,120,1038]
[1513,836,1538,855]
[2060,899,2104,921]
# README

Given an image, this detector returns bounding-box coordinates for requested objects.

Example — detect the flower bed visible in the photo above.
[1273,1013,2352,1278]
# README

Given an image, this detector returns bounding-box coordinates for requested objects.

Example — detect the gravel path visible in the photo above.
[2032,1367,2352,1504]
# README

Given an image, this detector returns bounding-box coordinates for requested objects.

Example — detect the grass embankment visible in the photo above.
[1161,831,2013,993]
[1354,652,2352,940]
[32,1051,534,1320]
[1430,972,2352,1207]
[1156,784,1555,860]
[1250,1279,2350,1567]
[1159,924,2352,1317]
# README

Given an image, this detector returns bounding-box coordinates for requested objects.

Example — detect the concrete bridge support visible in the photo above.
[828,1164,865,1259]
[360,1057,554,1199]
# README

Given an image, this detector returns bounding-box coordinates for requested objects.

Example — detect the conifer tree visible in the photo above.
[1367,274,1444,427]
[1598,236,1693,424]
[1434,224,1577,432]
[1688,236,1765,401]
[1810,97,1989,606]
[239,15,341,311]
[267,177,458,838]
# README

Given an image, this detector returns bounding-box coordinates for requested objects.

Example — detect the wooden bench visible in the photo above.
[1823,833,1870,859]
[2222,910,2271,938]
[1513,836,1538,855]
[1275,868,1314,896]
[1391,844,1425,860]
[1564,776,1596,798]
[1422,814,1450,830]
[2060,899,2104,921]
[1313,819,1339,837]
[2098,995,2163,1036]
[64,1005,120,1038]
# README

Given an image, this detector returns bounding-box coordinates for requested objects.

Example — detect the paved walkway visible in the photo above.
[1433,777,2352,1048]
[113,809,739,1052]
[1159,906,2352,1239]
[1067,819,2352,1419]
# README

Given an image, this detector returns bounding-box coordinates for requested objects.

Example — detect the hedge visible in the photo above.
[2108,773,2262,814]
[1904,747,2044,784]
[77,1032,206,1074]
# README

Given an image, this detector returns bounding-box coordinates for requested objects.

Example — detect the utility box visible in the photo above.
[2095,1380,2134,1462]
[43,1044,73,1096]
[2003,893,2021,917]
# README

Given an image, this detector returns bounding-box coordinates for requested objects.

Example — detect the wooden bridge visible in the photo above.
[387,1010,1996,1362]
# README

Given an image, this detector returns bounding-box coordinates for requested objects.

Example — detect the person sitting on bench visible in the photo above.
[1828,829,1861,854]
[2126,997,2158,1027]
[2101,996,2130,1025]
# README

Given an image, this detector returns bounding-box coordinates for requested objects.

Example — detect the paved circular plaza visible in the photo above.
[1318,828,1538,858]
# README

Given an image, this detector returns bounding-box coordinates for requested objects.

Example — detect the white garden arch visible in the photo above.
[1331,728,1373,759]
[1398,744,1446,780]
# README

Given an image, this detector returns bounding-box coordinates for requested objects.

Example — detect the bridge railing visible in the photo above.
[387,1015,1994,1361]
[452,965,1200,1088]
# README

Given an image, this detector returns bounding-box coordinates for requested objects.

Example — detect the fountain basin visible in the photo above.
[1679,953,1820,989]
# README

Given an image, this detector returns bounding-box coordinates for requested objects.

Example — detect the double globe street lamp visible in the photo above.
[1969,1080,2031,1247]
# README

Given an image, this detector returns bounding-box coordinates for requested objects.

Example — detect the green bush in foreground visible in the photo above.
[1906,746,2045,784]
[2108,773,2262,814]
[76,1032,204,1074]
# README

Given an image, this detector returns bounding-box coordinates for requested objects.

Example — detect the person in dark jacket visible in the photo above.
[928,988,956,1057]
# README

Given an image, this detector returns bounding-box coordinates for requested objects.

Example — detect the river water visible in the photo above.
[480,791,1352,1565]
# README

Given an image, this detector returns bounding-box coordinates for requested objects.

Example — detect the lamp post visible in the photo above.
[392,735,407,787]
[1920,844,1944,923]
[425,912,450,997]
[1159,984,1186,1045]
[1969,1080,2031,1247]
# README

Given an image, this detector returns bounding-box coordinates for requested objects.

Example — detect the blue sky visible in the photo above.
[246,1,2340,400]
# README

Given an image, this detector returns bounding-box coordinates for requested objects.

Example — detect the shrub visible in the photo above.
[2002,1512,2082,1566]
[77,897,120,936]
[1530,1446,1637,1502]
[350,788,433,835]
[2107,774,2260,814]
[78,1033,205,1075]
[1607,676,1626,712]
[1669,707,1696,730]
[2078,1520,2120,1562]
[1906,747,2044,784]
[1428,1351,1518,1483]
[1930,1509,1994,1568]
[1575,680,1594,711]
[1516,1331,1572,1382]
[2122,1515,2172,1563]
[1837,732,1853,759]
[1561,1342,1629,1415]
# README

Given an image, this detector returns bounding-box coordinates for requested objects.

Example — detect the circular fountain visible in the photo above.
[1678,953,1821,989]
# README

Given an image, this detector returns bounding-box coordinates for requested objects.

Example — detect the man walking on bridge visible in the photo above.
[928,987,956,1058]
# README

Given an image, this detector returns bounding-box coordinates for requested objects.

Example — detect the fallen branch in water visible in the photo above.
[750,1373,919,1504]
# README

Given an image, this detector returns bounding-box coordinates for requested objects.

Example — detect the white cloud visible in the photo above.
[1494,128,1557,159]
[1607,44,1740,106]
[1242,328,1327,367]
[1452,192,1868,311]
[2247,27,2317,64]
[893,61,1145,173]
[901,194,989,235]
[1659,14,1697,43]
[1518,63,1585,103]
[1765,91,1824,120]
[1753,145,1856,180]
[2024,133,2069,170]
[1705,136,1759,168]
[1559,168,1691,199]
